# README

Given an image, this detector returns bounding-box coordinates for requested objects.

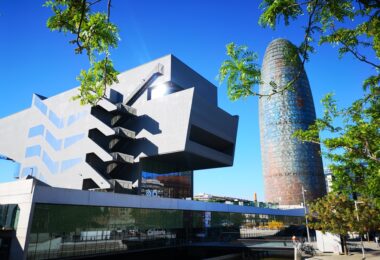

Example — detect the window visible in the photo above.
[63,133,85,148]
[28,125,45,138]
[66,111,88,126]
[33,95,47,115]
[189,125,234,156]
[27,203,304,259]
[25,145,41,158]
[45,130,62,151]
[42,151,59,174]
[48,110,64,128]
[0,204,19,230]
[21,166,38,178]
[61,157,82,172]
[141,171,193,199]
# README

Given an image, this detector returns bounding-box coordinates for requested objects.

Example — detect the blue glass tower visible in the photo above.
[259,39,326,205]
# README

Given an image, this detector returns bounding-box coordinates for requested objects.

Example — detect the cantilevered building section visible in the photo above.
[0,55,238,199]
[0,54,310,260]
[259,39,326,206]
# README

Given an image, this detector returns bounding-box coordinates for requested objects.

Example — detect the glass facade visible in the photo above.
[27,203,303,259]
[0,204,19,230]
[259,39,326,205]
[140,171,193,199]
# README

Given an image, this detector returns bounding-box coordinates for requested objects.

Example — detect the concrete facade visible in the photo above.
[259,39,326,205]
[0,55,238,195]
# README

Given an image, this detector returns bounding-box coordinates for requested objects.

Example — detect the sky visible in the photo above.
[0,0,376,200]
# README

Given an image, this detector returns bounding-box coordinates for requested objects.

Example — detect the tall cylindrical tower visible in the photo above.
[259,38,326,205]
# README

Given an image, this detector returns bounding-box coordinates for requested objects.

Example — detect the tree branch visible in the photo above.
[358,0,380,9]
[339,37,380,69]
[87,0,102,7]
[107,0,111,22]
[258,0,319,98]
[102,0,112,98]
[75,0,87,53]
[363,139,380,162]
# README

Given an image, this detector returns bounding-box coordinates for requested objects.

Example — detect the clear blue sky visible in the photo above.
[0,0,375,200]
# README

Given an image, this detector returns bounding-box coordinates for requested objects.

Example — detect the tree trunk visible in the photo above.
[341,235,349,255]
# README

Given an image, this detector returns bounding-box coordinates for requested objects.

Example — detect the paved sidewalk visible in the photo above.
[305,242,380,260]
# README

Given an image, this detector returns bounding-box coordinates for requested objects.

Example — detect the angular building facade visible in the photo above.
[259,39,326,205]
[0,55,307,260]
[0,55,238,199]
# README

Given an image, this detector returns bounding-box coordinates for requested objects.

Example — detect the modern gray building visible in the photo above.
[0,55,305,259]
[0,55,238,198]
[259,39,326,206]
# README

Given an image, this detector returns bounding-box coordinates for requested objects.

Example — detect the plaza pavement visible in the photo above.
[306,242,380,260]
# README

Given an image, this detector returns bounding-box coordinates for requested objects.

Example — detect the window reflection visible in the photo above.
[141,171,193,199]
[27,204,304,260]
[148,82,183,100]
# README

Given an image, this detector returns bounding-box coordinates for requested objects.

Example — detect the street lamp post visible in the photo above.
[354,200,365,260]
[302,186,311,243]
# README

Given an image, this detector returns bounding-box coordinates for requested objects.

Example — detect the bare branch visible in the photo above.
[87,0,102,7]
[107,0,111,22]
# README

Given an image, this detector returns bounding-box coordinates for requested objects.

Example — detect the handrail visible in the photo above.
[125,63,164,106]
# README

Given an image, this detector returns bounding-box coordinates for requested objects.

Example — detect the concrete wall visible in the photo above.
[0,54,238,191]
[0,180,35,260]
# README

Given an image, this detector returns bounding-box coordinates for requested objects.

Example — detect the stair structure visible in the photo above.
[84,64,164,193]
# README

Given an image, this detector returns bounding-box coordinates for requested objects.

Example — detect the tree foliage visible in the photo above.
[259,0,379,70]
[218,43,261,100]
[218,41,302,98]
[44,0,120,105]
[307,192,380,253]
[219,1,380,206]
[294,92,380,206]
[308,193,380,235]
[219,0,379,98]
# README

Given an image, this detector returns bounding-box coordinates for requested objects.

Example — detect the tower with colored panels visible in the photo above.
[259,38,326,205]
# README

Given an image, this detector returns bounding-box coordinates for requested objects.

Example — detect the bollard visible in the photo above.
[292,236,297,260]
